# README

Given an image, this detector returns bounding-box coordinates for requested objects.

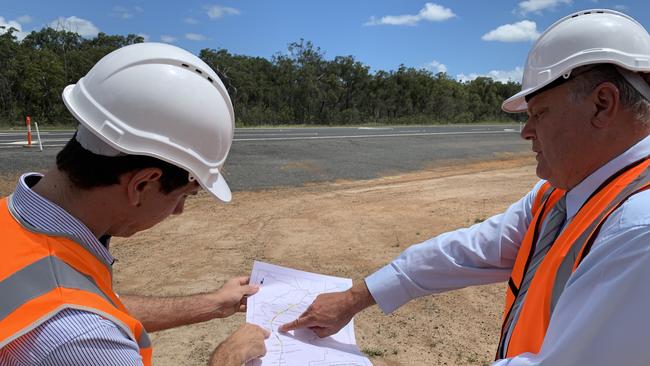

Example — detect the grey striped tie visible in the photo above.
[519,195,567,294]
[500,195,567,356]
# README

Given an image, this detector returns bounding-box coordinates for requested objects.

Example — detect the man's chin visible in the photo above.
[108,228,140,238]
[536,171,567,190]
[535,165,550,182]
[536,168,561,188]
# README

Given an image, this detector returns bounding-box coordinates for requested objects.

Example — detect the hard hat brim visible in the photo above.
[204,173,232,203]
[502,89,530,114]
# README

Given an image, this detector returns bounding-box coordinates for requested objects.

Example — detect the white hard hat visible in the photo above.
[62,42,235,202]
[503,9,650,113]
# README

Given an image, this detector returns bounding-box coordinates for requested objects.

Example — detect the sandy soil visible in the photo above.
[0,155,539,365]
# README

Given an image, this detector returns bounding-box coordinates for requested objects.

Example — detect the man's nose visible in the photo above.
[520,118,535,141]
[173,200,185,215]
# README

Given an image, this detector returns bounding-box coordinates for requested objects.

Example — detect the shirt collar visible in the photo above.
[565,135,650,220]
[11,173,115,266]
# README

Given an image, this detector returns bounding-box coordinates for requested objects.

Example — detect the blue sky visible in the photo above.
[2,1,649,83]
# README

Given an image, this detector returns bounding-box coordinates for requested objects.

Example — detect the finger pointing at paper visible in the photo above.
[279,281,377,338]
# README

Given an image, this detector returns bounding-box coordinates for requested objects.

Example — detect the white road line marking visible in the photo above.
[0,138,71,145]
[234,130,516,142]
[0,144,66,149]
[233,133,319,137]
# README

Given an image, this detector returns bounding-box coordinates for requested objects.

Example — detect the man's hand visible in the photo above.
[279,281,376,338]
[211,276,260,318]
[210,323,270,366]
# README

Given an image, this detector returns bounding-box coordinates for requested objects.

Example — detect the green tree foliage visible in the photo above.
[0,29,523,126]
[1,28,144,125]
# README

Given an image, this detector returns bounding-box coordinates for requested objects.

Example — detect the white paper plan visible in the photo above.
[246,261,373,366]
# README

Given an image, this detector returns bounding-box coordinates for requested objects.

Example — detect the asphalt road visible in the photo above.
[0,125,532,190]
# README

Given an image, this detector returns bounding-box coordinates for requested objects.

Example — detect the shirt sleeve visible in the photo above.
[40,326,144,366]
[491,190,650,366]
[1,309,143,366]
[365,181,544,314]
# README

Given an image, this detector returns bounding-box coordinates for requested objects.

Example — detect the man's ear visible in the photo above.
[124,168,163,207]
[591,82,620,128]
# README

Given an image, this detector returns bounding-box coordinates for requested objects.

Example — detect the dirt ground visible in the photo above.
[1,155,539,365]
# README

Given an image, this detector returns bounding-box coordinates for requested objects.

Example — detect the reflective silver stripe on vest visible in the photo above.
[0,256,116,322]
[138,330,152,348]
[538,186,556,212]
[550,165,650,314]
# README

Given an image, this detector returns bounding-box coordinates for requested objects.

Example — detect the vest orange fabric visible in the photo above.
[0,197,152,365]
[497,158,650,359]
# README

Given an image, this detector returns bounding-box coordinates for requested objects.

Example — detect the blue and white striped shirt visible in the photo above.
[0,173,143,365]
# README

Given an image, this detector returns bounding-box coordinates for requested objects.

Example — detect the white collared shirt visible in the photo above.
[366,135,650,365]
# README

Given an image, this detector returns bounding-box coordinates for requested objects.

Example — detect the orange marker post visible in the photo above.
[26,116,32,147]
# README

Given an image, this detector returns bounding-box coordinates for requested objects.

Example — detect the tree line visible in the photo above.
[0,28,524,126]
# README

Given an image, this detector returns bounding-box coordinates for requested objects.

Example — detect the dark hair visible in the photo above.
[56,136,190,193]
[569,64,650,124]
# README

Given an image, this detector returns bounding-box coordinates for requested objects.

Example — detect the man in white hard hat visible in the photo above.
[0,43,268,365]
[281,9,650,365]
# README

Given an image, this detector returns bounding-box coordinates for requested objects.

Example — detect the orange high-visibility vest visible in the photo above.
[0,197,152,365]
[497,157,650,359]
